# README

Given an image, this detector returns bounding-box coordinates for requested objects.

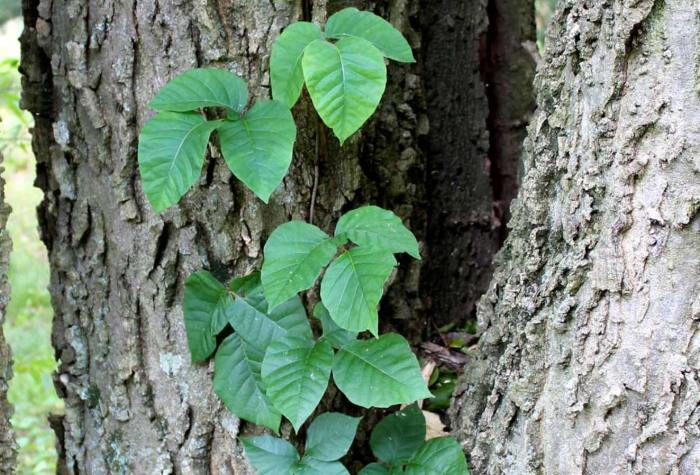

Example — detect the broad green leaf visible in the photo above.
[213,334,281,431]
[138,112,220,212]
[304,412,361,461]
[320,247,396,335]
[261,336,334,431]
[335,206,420,259]
[226,295,312,351]
[358,463,391,475]
[404,438,469,475]
[313,302,357,349]
[262,221,339,309]
[219,100,296,202]
[149,68,248,112]
[242,435,299,474]
[325,8,415,63]
[183,271,232,362]
[294,458,349,475]
[230,271,266,312]
[332,334,432,408]
[370,404,425,464]
[270,22,323,108]
[302,37,386,144]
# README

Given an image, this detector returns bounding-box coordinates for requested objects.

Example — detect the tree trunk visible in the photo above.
[19,0,533,472]
[0,132,17,473]
[452,0,700,473]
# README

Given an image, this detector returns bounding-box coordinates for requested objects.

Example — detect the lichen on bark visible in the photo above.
[452,1,700,473]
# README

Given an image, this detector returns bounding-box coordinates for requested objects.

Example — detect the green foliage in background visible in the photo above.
[1,17,61,474]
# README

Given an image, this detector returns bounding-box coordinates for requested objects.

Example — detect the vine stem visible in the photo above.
[309,116,320,224]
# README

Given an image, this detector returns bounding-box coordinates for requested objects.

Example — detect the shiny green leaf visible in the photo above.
[261,336,334,431]
[370,404,425,464]
[294,458,349,475]
[404,438,469,475]
[335,206,420,259]
[183,271,232,362]
[213,334,281,431]
[137,112,219,212]
[304,412,361,461]
[302,37,386,144]
[242,435,299,474]
[270,22,323,108]
[313,302,357,349]
[219,100,296,202]
[325,8,415,63]
[262,221,339,309]
[320,247,396,335]
[332,334,432,408]
[149,68,248,112]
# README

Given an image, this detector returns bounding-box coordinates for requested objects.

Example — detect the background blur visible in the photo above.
[0,1,557,472]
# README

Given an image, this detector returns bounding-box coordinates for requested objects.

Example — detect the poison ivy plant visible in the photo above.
[137,68,296,212]
[242,413,359,474]
[270,7,414,143]
[359,406,470,474]
[261,205,419,335]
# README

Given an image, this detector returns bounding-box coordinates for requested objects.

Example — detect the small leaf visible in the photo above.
[294,458,349,475]
[261,336,334,432]
[332,333,432,408]
[302,37,386,144]
[313,302,357,349]
[404,438,469,475]
[183,271,233,362]
[358,464,390,475]
[370,404,426,464]
[335,206,420,259]
[213,334,281,431]
[325,8,415,63]
[304,412,361,461]
[226,295,312,351]
[219,100,296,202]
[241,435,299,475]
[320,247,396,335]
[230,271,266,312]
[270,22,323,108]
[149,68,248,113]
[137,112,220,212]
[262,221,339,309]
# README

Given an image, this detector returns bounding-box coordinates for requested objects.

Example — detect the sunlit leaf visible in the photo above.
[149,68,248,112]
[335,206,420,258]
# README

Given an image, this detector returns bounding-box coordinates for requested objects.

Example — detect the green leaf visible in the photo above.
[370,404,426,464]
[137,112,220,212]
[261,336,334,432]
[302,37,386,144]
[270,22,323,108]
[304,412,361,461]
[226,295,312,351]
[358,464,390,475]
[213,334,281,431]
[262,221,339,309]
[149,68,248,113]
[230,271,267,312]
[183,271,233,362]
[335,206,420,259]
[294,458,349,475]
[332,333,432,408]
[325,8,415,63]
[242,435,300,475]
[404,438,469,475]
[313,302,357,349]
[320,247,396,335]
[219,100,296,202]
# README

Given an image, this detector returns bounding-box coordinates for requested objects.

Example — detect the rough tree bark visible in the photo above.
[0,132,17,473]
[452,0,700,473]
[19,0,533,472]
